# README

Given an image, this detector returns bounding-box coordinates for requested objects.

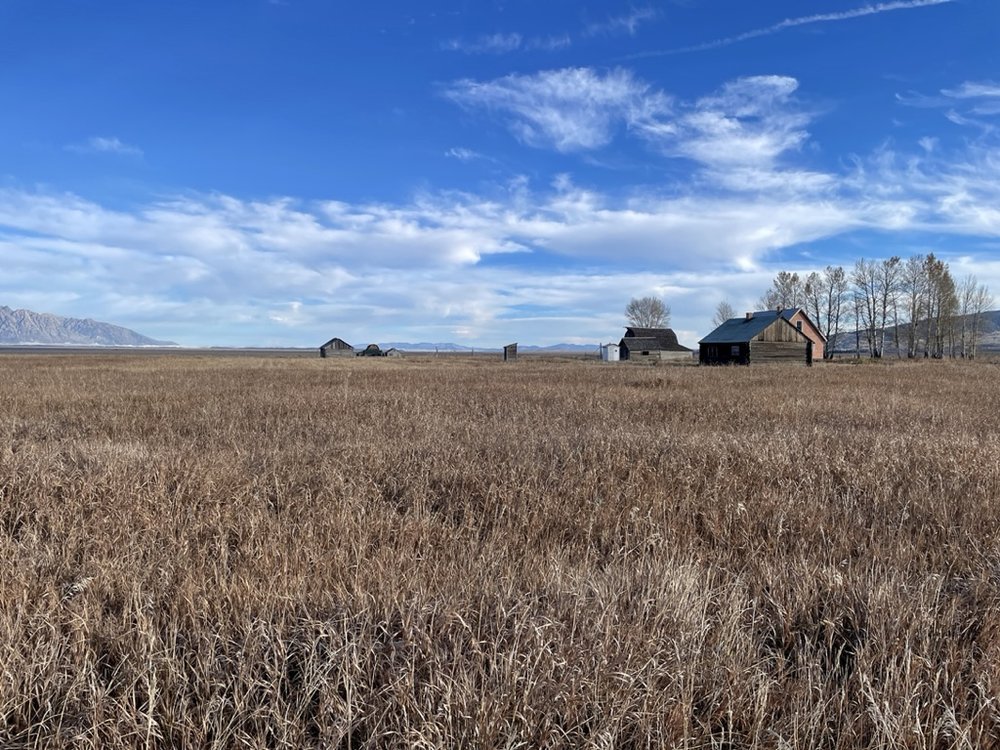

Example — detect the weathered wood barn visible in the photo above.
[775,307,826,360]
[319,337,354,358]
[699,311,813,365]
[619,327,693,361]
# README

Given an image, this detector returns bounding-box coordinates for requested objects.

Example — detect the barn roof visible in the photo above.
[764,307,828,341]
[700,311,801,344]
[320,337,353,350]
[620,327,692,351]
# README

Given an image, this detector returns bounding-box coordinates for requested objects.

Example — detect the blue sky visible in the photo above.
[2,0,998,347]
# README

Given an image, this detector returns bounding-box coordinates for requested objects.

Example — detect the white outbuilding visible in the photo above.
[601,343,620,362]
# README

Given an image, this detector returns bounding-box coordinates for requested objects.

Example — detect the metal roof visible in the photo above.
[699,311,793,344]
[620,327,692,352]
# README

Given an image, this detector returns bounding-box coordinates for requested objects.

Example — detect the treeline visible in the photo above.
[735,254,993,359]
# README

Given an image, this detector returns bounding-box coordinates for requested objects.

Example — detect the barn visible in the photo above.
[319,337,354,358]
[699,311,813,366]
[771,308,826,360]
[619,327,693,361]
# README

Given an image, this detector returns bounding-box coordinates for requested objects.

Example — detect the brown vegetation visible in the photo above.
[2,354,1000,748]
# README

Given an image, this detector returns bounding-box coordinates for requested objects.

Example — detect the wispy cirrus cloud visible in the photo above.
[898,79,1000,131]
[445,69,826,190]
[66,136,143,157]
[442,32,571,54]
[444,68,670,152]
[630,0,955,57]
[583,7,659,37]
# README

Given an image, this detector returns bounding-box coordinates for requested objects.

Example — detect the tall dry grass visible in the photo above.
[1,354,1000,748]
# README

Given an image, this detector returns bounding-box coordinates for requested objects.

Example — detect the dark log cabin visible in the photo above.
[699,312,813,366]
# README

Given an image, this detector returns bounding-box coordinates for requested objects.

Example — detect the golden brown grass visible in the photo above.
[2,354,1000,748]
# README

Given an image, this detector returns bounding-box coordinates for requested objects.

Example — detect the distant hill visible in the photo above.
[828,310,1000,355]
[0,306,176,346]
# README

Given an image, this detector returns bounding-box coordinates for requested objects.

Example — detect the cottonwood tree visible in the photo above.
[803,266,847,358]
[758,271,805,310]
[958,275,978,358]
[625,296,670,328]
[712,300,736,327]
[851,256,901,358]
[900,255,927,358]
[970,283,994,359]
[923,254,957,358]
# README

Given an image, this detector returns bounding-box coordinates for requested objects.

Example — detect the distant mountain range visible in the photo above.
[0,306,176,346]
[377,342,599,353]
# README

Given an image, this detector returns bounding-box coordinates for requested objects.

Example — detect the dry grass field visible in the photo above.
[2,354,1000,749]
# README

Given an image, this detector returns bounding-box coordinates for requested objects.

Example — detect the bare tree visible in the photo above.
[852,259,880,357]
[712,300,737,327]
[958,275,978,358]
[758,272,805,310]
[924,256,957,358]
[878,256,902,358]
[851,256,901,358]
[625,296,670,328]
[802,266,848,358]
[970,284,993,359]
[900,255,926,358]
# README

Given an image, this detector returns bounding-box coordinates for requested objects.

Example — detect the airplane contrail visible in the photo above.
[628,0,956,58]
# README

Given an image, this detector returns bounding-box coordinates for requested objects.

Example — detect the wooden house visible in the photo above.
[319,337,354,358]
[764,308,826,360]
[619,327,693,361]
[503,343,517,362]
[699,311,813,365]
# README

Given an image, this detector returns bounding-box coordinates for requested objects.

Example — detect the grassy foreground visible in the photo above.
[2,354,1000,748]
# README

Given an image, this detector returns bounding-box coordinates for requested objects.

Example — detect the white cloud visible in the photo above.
[941,81,1000,100]
[449,70,828,192]
[442,32,571,54]
[584,7,659,37]
[66,136,143,157]
[645,76,811,168]
[8,75,1000,347]
[442,33,522,54]
[445,147,485,162]
[444,67,671,152]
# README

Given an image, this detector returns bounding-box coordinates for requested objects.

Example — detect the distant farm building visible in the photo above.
[699,311,813,366]
[503,343,518,362]
[319,337,354,358]
[601,343,620,362]
[384,347,404,358]
[358,344,384,357]
[619,327,693,361]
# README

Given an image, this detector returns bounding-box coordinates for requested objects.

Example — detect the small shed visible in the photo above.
[503,343,517,362]
[384,348,404,358]
[601,343,620,362]
[357,343,385,357]
[319,337,354,358]
[619,327,693,361]
[699,311,813,366]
